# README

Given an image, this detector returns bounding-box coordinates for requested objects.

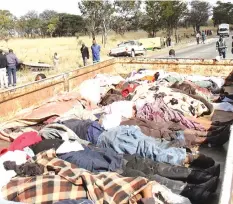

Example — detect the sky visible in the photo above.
[1,0,81,17]
[1,0,233,17]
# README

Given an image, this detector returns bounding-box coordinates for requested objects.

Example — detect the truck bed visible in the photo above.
[0,58,232,204]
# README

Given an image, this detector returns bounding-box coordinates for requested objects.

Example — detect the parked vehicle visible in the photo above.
[138,37,165,50]
[109,40,146,57]
[218,24,230,37]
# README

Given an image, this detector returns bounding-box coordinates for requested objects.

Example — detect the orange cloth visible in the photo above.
[140,75,155,82]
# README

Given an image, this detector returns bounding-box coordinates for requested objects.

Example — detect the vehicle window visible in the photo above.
[118,43,127,47]
[219,28,228,31]
[130,41,135,45]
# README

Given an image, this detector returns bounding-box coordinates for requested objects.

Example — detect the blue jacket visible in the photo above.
[91,44,101,60]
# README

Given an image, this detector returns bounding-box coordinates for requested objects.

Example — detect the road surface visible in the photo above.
[151,36,232,59]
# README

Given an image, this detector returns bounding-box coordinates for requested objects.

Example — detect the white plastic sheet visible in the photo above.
[101,113,122,130]
[79,79,101,104]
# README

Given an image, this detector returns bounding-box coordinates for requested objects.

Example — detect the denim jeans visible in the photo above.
[219,50,226,59]
[93,56,100,64]
[97,126,186,166]
[7,66,16,86]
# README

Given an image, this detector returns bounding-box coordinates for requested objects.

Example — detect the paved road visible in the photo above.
[152,36,232,59]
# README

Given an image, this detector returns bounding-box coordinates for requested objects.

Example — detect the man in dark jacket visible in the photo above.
[6,49,19,87]
[0,49,8,89]
[80,44,89,66]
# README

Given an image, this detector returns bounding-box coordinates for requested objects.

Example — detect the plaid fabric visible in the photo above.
[2,149,153,204]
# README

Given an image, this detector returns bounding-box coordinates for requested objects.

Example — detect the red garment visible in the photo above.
[0,148,8,156]
[121,84,139,98]
[8,132,42,151]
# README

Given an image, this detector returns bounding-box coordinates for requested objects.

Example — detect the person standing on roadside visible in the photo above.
[6,49,19,87]
[167,36,171,46]
[201,31,206,44]
[91,39,101,64]
[216,35,227,59]
[0,49,8,89]
[196,32,200,44]
[53,52,59,69]
[163,36,167,47]
[81,43,89,66]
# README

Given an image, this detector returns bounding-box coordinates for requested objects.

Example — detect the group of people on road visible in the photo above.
[163,36,172,47]
[196,31,206,44]
[0,49,19,89]
[195,30,229,60]
[81,39,101,66]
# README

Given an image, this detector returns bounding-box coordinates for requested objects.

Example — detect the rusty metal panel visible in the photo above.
[114,58,233,77]
[1,57,233,120]
[0,59,116,119]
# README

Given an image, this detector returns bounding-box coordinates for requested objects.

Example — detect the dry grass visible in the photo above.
[0,31,149,84]
[0,27,216,85]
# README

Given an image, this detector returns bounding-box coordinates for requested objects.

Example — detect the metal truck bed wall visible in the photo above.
[0,57,232,204]
[1,58,233,119]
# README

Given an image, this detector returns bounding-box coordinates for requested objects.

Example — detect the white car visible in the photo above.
[109,40,146,57]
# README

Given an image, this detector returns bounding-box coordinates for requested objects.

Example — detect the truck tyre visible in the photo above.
[131,50,135,57]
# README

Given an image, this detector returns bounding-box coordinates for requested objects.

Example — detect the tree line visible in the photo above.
[0,0,231,45]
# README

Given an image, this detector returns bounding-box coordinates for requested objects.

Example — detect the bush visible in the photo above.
[75,33,80,40]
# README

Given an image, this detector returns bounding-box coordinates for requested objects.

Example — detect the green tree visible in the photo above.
[21,11,41,37]
[47,22,57,37]
[188,0,212,32]
[100,1,115,47]
[54,13,84,36]
[142,1,162,37]
[159,1,188,36]
[0,10,15,39]
[212,1,233,26]
[39,10,58,37]
[113,0,141,34]
[78,1,103,38]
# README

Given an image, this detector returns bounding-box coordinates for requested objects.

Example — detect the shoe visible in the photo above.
[181,177,218,203]
[212,119,233,126]
[207,125,230,147]
[13,84,16,87]
[198,176,218,193]
[190,154,215,169]
[204,164,220,178]
[188,164,220,184]
[188,170,213,184]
